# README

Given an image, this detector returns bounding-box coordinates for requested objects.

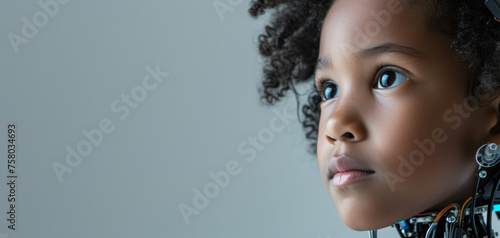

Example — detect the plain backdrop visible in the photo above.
[1,0,491,238]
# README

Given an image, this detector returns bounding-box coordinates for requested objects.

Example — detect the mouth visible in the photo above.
[330,170,375,187]
[327,155,375,187]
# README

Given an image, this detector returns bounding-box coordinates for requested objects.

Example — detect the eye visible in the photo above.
[375,69,409,89]
[322,82,339,101]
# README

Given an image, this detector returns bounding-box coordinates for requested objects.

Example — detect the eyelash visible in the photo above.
[315,66,409,101]
[316,78,334,99]
[315,78,339,102]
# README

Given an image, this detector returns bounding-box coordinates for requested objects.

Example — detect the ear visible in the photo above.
[485,95,500,144]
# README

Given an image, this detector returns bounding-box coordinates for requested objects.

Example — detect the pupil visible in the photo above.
[381,72,396,87]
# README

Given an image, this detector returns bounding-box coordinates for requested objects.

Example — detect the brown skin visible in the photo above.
[315,0,500,231]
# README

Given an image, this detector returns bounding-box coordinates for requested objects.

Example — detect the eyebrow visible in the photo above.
[315,43,425,72]
[361,43,425,58]
[316,58,329,70]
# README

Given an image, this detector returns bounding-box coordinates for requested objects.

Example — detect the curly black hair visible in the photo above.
[249,0,500,154]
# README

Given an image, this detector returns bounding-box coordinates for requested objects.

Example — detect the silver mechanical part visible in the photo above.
[476,143,500,168]
[464,205,487,216]
[446,214,456,223]
[479,170,488,179]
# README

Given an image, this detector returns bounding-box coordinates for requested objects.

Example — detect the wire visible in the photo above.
[459,196,473,227]
[471,175,481,238]
[425,222,437,238]
[434,203,459,223]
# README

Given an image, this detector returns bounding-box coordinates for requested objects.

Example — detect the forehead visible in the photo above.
[319,0,433,57]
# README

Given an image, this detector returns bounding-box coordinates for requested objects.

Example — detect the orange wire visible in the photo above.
[434,203,459,223]
[459,196,473,227]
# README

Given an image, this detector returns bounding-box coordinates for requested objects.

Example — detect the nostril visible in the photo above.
[325,133,337,144]
[342,132,355,139]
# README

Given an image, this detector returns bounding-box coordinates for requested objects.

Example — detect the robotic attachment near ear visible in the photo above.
[474,143,500,208]
[470,142,500,238]
[476,143,500,168]
[485,0,500,20]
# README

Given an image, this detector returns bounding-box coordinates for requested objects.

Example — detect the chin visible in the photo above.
[341,216,385,231]
[338,210,376,231]
[337,204,401,231]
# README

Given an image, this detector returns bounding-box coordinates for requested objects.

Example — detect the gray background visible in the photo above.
[0,0,420,237]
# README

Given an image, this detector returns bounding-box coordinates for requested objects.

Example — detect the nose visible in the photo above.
[324,98,367,143]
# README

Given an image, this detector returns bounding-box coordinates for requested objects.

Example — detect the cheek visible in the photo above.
[369,95,441,165]
[369,95,478,204]
[316,112,331,184]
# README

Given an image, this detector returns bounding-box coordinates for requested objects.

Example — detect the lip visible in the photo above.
[328,154,374,187]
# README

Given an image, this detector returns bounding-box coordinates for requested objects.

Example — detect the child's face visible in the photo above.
[315,0,498,231]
